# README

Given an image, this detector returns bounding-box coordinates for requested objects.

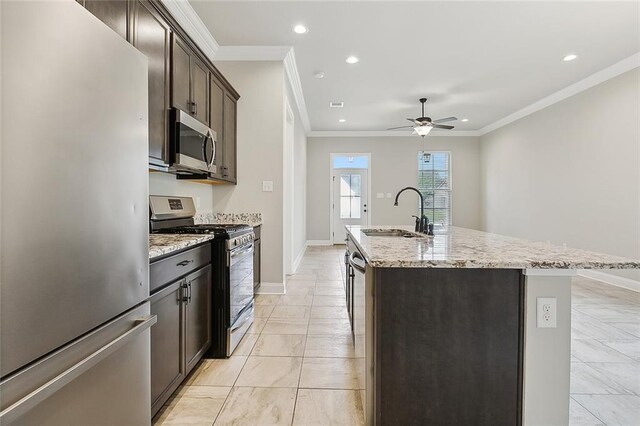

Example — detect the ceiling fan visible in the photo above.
[387,98,457,137]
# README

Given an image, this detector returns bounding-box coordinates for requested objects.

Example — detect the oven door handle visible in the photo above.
[228,243,254,267]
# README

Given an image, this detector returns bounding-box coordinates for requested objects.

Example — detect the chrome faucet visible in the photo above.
[394,187,429,234]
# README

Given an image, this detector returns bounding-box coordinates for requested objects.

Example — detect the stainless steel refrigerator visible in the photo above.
[1,1,154,424]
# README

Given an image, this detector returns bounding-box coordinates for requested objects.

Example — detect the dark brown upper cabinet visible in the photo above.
[171,35,209,126]
[222,92,237,183]
[80,0,129,40]
[209,75,225,179]
[131,0,171,168]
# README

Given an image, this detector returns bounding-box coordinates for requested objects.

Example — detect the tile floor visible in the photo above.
[155,245,364,425]
[569,276,640,425]
[155,246,640,425]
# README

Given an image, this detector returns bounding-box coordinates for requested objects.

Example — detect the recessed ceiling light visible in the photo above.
[346,56,359,64]
[293,24,308,34]
[314,72,325,79]
[563,54,578,62]
[461,118,469,122]
[339,119,346,123]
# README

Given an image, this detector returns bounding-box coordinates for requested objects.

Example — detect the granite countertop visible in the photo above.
[149,234,215,261]
[149,213,262,261]
[195,212,262,227]
[346,225,640,270]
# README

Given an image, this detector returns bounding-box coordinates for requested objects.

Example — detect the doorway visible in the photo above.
[330,154,371,244]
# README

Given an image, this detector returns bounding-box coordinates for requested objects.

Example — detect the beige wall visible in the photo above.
[149,171,215,212]
[306,136,482,241]
[212,61,285,284]
[285,83,308,265]
[481,69,640,281]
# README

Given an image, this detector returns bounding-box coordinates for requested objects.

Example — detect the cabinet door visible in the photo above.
[191,57,209,126]
[185,265,212,373]
[83,0,129,40]
[253,238,261,289]
[222,92,237,182]
[132,0,171,167]
[150,281,184,416]
[171,35,192,114]
[209,76,225,177]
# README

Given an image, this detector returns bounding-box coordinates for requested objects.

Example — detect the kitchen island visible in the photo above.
[345,226,639,426]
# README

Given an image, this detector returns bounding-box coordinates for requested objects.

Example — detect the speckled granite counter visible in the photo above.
[149,234,215,261]
[346,225,640,269]
[195,212,262,227]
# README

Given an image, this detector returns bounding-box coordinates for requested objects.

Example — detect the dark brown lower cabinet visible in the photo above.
[253,226,261,290]
[150,281,184,416]
[150,263,212,417]
[370,267,524,426]
[185,266,212,372]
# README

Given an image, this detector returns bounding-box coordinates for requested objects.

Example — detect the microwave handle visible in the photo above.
[201,135,209,169]
[209,132,216,168]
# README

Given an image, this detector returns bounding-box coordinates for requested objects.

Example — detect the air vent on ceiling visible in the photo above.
[329,102,344,108]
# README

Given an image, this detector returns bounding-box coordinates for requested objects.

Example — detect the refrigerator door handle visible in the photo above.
[0,315,157,425]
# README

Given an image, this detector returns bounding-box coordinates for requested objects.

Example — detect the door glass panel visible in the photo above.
[350,196,361,219]
[340,197,351,219]
[339,174,362,219]
[350,175,361,196]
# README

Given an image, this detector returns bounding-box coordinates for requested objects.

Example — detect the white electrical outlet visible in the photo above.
[536,297,557,328]
[386,193,393,198]
[377,193,384,199]
[262,181,274,192]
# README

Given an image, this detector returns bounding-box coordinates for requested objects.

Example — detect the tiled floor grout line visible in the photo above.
[571,396,608,425]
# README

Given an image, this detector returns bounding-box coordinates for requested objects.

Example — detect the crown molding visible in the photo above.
[214,45,291,61]
[479,52,640,136]
[215,46,312,134]
[159,0,219,62]
[307,130,481,138]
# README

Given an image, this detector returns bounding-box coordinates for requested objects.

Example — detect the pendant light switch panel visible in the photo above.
[262,181,274,192]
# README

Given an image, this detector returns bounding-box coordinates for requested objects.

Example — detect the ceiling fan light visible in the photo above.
[413,126,433,137]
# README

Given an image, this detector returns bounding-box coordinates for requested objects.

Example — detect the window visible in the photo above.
[418,151,451,226]
[340,174,361,219]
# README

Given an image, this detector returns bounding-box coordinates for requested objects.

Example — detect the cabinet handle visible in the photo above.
[177,259,193,267]
[192,102,197,115]
[181,281,189,302]
[188,282,192,304]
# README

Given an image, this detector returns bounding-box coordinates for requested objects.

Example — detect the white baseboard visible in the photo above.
[306,240,332,246]
[255,282,286,294]
[578,270,640,293]
[292,245,307,274]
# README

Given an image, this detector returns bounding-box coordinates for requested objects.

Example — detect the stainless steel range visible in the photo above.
[149,196,254,357]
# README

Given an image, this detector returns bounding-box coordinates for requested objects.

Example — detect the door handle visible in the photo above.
[0,315,156,425]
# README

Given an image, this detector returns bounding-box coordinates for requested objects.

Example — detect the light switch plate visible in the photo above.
[262,181,274,192]
[386,193,393,198]
[536,297,557,328]
[377,193,384,199]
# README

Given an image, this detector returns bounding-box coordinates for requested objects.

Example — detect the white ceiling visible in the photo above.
[190,1,640,132]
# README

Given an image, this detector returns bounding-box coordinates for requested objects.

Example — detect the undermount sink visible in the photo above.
[361,229,427,238]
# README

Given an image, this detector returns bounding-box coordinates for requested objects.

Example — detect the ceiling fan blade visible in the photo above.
[432,124,455,130]
[406,118,421,125]
[386,125,414,130]
[433,116,457,124]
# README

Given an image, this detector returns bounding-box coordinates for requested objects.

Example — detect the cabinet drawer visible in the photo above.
[150,244,211,293]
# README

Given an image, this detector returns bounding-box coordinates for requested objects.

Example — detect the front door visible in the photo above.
[333,169,368,244]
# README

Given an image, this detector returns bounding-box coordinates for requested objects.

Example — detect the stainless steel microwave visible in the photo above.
[170,108,217,175]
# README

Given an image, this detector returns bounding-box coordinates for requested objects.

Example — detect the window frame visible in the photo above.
[417,150,453,226]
